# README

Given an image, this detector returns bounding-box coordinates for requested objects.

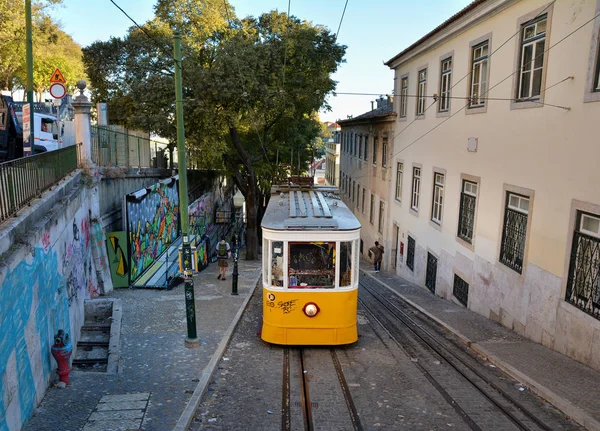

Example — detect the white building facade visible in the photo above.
[384,0,600,371]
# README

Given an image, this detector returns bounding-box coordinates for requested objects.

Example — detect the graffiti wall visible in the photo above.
[106,231,130,288]
[0,187,98,431]
[125,179,180,282]
[189,191,215,238]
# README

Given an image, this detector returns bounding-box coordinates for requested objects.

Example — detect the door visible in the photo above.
[425,252,437,294]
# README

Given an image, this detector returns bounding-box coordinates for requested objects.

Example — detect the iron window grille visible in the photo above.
[499,193,530,274]
[370,194,375,224]
[426,252,438,294]
[517,15,547,101]
[439,58,452,112]
[378,200,385,234]
[431,173,444,224]
[382,137,388,168]
[400,77,408,117]
[416,69,427,115]
[566,212,600,320]
[395,162,403,201]
[457,180,478,243]
[470,41,489,107]
[411,167,421,211]
[453,274,469,306]
[373,137,378,164]
[406,236,415,271]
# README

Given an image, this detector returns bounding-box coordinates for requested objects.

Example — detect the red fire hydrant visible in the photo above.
[51,329,72,385]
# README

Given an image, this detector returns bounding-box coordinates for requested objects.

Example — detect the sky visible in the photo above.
[51,0,473,123]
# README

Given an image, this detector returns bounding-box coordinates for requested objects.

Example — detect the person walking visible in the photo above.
[369,241,384,272]
[215,236,231,280]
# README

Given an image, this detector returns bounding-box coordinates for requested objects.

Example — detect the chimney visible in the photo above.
[376,96,385,109]
[371,101,374,111]
[387,95,394,106]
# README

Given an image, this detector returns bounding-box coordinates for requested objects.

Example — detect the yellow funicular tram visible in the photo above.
[261,183,361,345]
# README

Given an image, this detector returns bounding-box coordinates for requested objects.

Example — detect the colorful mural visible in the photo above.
[106,231,130,288]
[126,180,180,282]
[0,208,96,430]
[189,191,214,237]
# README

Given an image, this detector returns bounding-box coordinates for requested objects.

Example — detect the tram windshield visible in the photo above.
[288,242,335,288]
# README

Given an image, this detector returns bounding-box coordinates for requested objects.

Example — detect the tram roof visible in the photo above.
[261,185,361,231]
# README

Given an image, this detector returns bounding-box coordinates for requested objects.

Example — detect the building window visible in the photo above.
[457,180,478,243]
[517,15,547,100]
[416,68,427,115]
[357,185,360,210]
[400,77,408,117]
[453,274,469,306]
[470,42,489,107]
[372,137,378,164]
[499,193,530,274]
[382,137,388,168]
[363,136,369,161]
[378,200,385,234]
[354,134,358,157]
[395,162,403,201]
[370,194,375,224]
[411,167,421,211]
[362,187,366,214]
[595,44,600,91]
[352,180,355,203]
[431,173,444,224]
[406,236,415,271]
[358,135,363,159]
[566,212,600,320]
[439,58,452,112]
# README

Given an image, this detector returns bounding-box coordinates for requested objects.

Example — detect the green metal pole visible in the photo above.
[25,0,34,153]
[173,31,199,348]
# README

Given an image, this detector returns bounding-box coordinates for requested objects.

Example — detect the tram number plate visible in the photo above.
[266,301,275,308]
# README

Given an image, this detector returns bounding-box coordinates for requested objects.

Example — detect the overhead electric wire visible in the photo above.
[108,0,180,72]
[334,0,349,43]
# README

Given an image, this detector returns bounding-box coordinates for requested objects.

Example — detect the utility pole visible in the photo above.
[25,0,34,153]
[173,31,199,348]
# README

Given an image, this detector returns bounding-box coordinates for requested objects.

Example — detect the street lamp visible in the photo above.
[231,189,245,296]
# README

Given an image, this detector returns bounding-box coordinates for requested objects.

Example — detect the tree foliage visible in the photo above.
[82,1,346,259]
[0,0,85,99]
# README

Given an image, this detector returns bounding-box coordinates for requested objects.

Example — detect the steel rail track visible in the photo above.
[359,279,554,431]
[281,347,363,431]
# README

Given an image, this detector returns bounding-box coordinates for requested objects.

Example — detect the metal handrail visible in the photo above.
[0,146,78,223]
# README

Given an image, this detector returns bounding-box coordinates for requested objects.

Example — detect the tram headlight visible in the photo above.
[303,302,319,317]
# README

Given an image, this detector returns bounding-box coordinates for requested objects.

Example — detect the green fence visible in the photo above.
[0,145,78,224]
[91,125,169,168]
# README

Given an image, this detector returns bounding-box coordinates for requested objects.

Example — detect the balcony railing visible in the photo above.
[0,145,78,223]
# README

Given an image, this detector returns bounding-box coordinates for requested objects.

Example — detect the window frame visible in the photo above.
[395,162,403,202]
[362,186,366,214]
[378,200,385,234]
[511,5,554,110]
[469,41,489,109]
[438,53,453,115]
[363,135,369,161]
[411,166,421,213]
[399,75,409,118]
[382,136,388,168]
[515,15,548,102]
[431,172,445,225]
[369,193,375,225]
[456,176,480,248]
[584,0,600,103]
[372,136,378,165]
[497,185,534,276]
[416,68,428,116]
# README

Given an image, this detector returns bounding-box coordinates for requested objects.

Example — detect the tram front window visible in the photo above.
[288,242,335,288]
[340,241,353,287]
[271,241,284,286]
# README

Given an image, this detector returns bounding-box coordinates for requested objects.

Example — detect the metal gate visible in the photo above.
[425,253,437,294]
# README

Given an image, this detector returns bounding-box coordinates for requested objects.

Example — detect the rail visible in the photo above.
[0,145,78,223]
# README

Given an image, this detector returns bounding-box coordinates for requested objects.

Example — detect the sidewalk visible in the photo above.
[23,251,261,431]
[360,262,600,431]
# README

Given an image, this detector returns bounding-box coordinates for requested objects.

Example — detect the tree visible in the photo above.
[82,4,346,260]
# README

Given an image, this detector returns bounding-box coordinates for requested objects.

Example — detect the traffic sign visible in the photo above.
[49,83,66,99]
[50,68,67,84]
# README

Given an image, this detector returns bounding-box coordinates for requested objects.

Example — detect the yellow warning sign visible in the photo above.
[49,68,66,84]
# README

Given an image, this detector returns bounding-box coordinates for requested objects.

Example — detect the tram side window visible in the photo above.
[288,242,335,289]
[340,241,353,287]
[271,241,284,286]
[263,238,269,284]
